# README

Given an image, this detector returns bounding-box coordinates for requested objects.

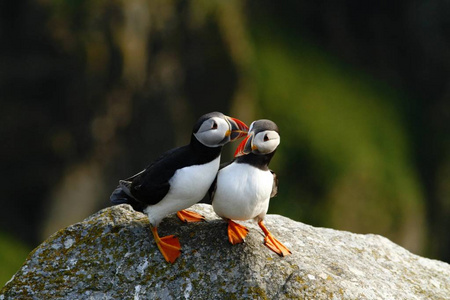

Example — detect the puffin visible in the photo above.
[110,112,248,263]
[210,119,291,256]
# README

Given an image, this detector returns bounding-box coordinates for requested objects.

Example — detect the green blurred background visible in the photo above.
[1,0,450,285]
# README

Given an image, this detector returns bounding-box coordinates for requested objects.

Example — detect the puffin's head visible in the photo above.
[234,119,280,157]
[193,112,248,147]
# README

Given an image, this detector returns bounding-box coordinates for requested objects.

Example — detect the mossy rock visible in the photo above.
[1,204,449,299]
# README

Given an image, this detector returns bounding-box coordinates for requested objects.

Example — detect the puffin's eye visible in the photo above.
[211,122,218,129]
[264,134,269,141]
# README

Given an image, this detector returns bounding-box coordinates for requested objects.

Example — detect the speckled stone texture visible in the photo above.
[1,204,450,299]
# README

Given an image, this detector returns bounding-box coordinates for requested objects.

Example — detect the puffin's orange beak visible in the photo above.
[234,132,254,157]
[226,116,249,141]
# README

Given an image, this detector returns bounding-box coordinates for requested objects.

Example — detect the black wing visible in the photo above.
[110,145,193,210]
[270,170,278,198]
[129,145,194,205]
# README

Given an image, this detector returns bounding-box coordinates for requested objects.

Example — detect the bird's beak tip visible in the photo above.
[234,133,253,157]
[227,116,249,141]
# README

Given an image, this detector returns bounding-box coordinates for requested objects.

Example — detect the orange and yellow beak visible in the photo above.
[226,116,249,141]
[234,132,255,157]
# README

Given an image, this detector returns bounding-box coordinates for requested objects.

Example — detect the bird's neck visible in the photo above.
[235,151,275,171]
[190,134,222,161]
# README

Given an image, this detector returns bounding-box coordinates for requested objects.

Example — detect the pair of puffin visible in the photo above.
[110,112,290,263]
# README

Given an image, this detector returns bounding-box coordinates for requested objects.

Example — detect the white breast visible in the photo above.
[212,162,273,222]
[144,156,220,226]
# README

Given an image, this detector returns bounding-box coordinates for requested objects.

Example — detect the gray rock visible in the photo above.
[1,204,449,299]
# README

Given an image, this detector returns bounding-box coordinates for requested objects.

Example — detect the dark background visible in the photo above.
[1,0,449,284]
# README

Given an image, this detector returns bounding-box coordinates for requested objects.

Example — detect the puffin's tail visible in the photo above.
[110,181,145,212]
[110,187,131,205]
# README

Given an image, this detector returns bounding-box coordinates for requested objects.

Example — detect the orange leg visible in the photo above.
[177,210,206,223]
[227,220,249,245]
[258,221,291,257]
[151,226,181,263]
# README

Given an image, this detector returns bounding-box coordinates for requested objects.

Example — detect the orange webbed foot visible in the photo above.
[258,221,291,257]
[264,233,292,257]
[227,220,249,245]
[151,227,181,263]
[177,210,206,223]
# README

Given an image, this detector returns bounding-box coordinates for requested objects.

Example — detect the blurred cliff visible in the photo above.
[1,0,449,284]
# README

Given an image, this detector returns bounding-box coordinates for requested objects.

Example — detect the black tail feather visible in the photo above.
[110,187,146,212]
[110,187,131,205]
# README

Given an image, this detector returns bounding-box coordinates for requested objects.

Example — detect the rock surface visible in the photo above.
[1,204,450,299]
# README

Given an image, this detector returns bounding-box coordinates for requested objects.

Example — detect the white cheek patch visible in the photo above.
[261,138,280,153]
[218,119,229,134]
[194,117,229,147]
[254,131,280,154]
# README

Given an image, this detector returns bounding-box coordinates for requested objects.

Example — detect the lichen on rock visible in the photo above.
[1,204,449,299]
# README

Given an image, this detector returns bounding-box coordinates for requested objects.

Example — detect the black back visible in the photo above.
[111,135,222,211]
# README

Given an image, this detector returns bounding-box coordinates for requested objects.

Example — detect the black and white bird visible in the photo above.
[110,112,248,263]
[210,119,291,256]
